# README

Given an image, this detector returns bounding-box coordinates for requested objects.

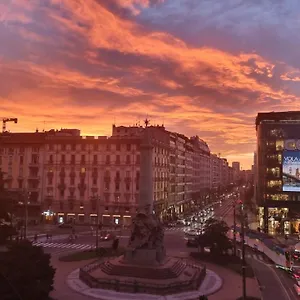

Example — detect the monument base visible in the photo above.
[79,254,207,295]
[123,248,166,266]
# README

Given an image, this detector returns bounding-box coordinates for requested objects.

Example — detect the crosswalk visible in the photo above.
[32,241,94,256]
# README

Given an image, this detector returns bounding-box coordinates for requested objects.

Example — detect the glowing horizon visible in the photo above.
[1,0,300,170]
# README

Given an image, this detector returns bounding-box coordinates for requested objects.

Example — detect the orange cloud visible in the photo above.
[1,0,300,170]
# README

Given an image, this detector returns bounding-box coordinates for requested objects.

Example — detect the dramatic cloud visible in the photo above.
[1,0,300,168]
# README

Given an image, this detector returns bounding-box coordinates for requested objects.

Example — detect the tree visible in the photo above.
[201,218,232,254]
[0,240,56,300]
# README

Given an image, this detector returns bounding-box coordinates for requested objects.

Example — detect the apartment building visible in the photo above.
[0,123,232,225]
[0,126,169,226]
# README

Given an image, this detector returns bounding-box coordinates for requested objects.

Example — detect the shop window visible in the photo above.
[267,180,282,188]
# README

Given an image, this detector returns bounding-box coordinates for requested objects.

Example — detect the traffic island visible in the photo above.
[67,263,222,300]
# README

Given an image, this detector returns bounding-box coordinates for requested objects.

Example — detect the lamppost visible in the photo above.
[240,203,247,299]
[95,195,100,251]
[24,191,29,240]
[233,201,237,256]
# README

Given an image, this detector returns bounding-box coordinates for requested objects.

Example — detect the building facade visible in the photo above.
[0,124,232,225]
[256,111,300,234]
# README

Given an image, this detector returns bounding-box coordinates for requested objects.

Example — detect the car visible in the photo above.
[99,232,115,241]
[58,223,73,229]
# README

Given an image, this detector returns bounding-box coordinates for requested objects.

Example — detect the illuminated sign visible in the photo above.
[282,150,300,192]
[284,140,300,150]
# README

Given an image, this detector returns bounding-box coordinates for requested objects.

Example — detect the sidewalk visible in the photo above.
[203,262,261,300]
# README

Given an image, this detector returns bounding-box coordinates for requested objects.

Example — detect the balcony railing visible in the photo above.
[78,183,87,190]
[58,183,66,190]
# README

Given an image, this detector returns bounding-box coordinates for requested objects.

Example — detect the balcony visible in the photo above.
[125,177,131,182]
[59,171,66,177]
[29,161,39,167]
[28,175,40,182]
[58,183,66,190]
[45,195,53,206]
[91,187,98,194]
[104,176,111,182]
[78,183,87,190]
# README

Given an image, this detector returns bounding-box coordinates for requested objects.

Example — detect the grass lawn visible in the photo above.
[59,247,125,262]
[190,252,255,278]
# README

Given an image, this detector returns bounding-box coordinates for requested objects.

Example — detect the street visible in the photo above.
[28,194,299,299]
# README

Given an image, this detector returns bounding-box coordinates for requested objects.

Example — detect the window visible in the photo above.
[49,155,53,163]
[106,155,110,165]
[70,177,75,185]
[115,182,120,191]
[276,140,284,151]
[61,144,66,151]
[93,177,97,185]
[81,155,85,164]
[105,182,110,191]
[20,156,23,165]
[93,154,97,164]
[81,144,86,151]
[61,154,65,164]
[72,144,76,151]
[126,155,130,164]
[80,167,86,174]
[106,144,111,151]
[116,155,120,164]
[31,154,38,164]
[93,144,98,151]
[18,179,23,189]
[126,144,131,151]
[126,183,130,191]
[80,189,85,197]
[126,171,130,178]
[116,171,120,179]
[60,190,64,198]
[116,144,121,151]
[71,154,75,164]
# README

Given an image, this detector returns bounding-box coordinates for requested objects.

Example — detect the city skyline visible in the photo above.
[2,1,300,169]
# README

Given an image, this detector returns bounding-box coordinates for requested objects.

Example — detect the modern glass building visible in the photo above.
[256,111,300,234]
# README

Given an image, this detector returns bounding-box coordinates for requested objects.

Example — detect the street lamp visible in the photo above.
[233,201,237,256]
[240,203,247,299]
[23,191,29,240]
[95,195,100,251]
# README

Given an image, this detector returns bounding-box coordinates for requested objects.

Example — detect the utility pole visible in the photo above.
[241,203,247,299]
[233,201,237,256]
[95,195,100,252]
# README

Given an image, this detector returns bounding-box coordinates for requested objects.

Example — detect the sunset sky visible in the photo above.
[1,0,300,169]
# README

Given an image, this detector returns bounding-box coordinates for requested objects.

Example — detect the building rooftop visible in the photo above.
[256,111,300,128]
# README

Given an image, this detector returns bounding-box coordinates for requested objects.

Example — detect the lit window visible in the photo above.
[81,167,86,173]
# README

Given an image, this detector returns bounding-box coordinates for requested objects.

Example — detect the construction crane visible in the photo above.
[2,118,18,133]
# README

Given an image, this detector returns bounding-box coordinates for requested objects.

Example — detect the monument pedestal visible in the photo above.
[124,248,166,266]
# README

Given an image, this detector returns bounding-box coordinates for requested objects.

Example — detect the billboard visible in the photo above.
[282,150,300,192]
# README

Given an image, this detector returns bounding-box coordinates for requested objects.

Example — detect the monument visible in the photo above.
[78,126,207,296]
